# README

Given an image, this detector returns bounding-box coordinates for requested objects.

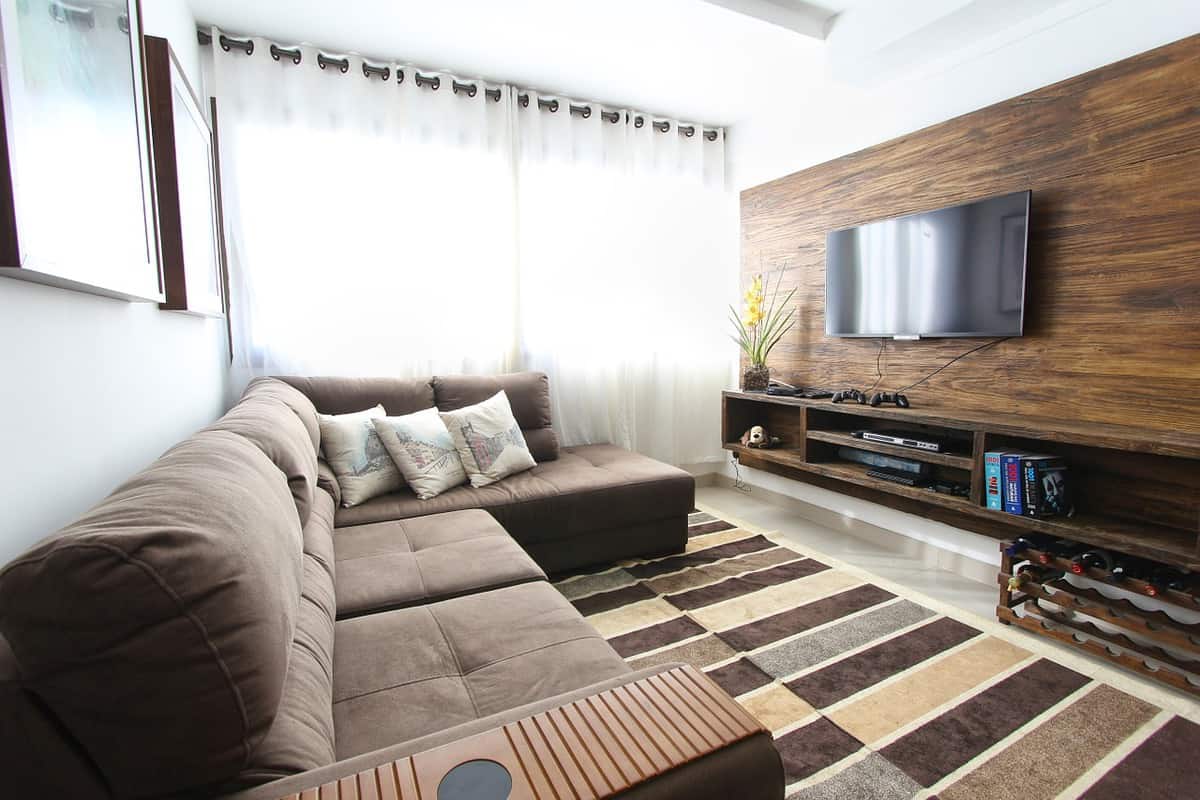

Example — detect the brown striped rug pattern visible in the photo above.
[552,510,1200,799]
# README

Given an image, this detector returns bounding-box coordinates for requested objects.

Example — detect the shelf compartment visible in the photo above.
[806,430,974,470]
[727,444,975,513]
[984,432,1200,537]
[727,441,1200,569]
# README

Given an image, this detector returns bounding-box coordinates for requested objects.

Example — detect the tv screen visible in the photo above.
[825,190,1030,338]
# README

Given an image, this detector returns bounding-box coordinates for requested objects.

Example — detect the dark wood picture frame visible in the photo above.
[0,0,162,300]
[144,34,226,317]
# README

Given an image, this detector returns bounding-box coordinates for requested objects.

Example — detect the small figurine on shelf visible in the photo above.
[740,425,782,449]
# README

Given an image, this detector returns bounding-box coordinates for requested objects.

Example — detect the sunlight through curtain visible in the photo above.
[208,33,735,465]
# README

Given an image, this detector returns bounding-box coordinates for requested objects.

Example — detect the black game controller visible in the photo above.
[831,389,866,404]
[869,392,910,408]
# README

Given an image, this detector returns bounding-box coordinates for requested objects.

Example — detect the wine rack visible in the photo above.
[997,543,1200,698]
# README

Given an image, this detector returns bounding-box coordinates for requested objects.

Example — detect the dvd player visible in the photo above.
[853,429,945,453]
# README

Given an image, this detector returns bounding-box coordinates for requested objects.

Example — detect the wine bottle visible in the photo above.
[1037,539,1085,565]
[1007,565,1056,592]
[1070,549,1113,574]
[1005,535,1055,558]
[1005,538,1035,557]
[1148,567,1189,597]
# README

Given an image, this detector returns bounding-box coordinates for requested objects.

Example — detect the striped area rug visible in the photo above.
[552,508,1200,799]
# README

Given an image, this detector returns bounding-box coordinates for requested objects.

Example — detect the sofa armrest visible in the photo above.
[218,664,782,800]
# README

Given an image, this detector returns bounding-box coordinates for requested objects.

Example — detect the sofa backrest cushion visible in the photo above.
[0,430,304,799]
[233,489,338,789]
[207,395,319,527]
[434,372,559,462]
[243,376,322,452]
[277,376,435,418]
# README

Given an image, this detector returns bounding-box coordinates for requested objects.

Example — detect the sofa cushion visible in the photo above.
[334,444,694,545]
[372,408,467,499]
[234,490,338,788]
[243,377,321,452]
[331,581,630,759]
[440,390,537,487]
[279,375,435,417]
[0,431,303,799]
[434,372,558,462]
[333,509,545,617]
[319,405,405,507]
[206,395,319,526]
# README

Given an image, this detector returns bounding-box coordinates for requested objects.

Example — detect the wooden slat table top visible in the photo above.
[279,665,767,800]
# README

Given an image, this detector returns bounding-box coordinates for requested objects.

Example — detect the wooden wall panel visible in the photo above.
[741,35,1200,434]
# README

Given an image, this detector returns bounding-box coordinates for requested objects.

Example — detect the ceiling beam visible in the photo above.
[699,0,835,40]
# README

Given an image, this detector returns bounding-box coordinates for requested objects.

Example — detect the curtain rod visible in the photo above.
[197,29,721,142]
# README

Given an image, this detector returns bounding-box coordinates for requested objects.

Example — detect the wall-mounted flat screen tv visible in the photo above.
[825,190,1030,338]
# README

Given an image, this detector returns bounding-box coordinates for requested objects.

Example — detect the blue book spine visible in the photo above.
[1001,454,1025,515]
[984,452,1003,510]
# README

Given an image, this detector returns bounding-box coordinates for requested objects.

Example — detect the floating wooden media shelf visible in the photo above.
[723,389,1200,693]
[721,391,1200,570]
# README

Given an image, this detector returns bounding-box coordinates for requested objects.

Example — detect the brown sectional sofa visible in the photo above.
[0,373,785,799]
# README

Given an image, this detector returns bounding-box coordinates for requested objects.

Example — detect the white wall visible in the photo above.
[723,0,1200,567]
[729,0,1200,189]
[0,0,229,562]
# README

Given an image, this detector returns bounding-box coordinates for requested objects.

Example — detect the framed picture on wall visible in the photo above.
[144,34,226,317]
[0,0,162,300]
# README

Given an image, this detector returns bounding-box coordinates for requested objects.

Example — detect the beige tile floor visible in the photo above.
[699,485,998,619]
[697,484,1200,718]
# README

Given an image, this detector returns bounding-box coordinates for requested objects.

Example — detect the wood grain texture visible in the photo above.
[740,35,1200,434]
[277,665,766,800]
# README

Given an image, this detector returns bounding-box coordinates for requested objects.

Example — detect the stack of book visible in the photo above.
[984,450,1074,518]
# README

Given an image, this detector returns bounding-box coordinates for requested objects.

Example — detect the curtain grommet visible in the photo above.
[219,35,254,56]
[270,44,301,65]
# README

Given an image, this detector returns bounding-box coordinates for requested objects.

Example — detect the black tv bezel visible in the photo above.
[824,189,1031,339]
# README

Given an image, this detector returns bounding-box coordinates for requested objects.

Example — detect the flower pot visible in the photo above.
[742,364,770,392]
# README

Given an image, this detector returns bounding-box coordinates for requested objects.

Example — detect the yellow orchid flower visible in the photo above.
[729,266,798,381]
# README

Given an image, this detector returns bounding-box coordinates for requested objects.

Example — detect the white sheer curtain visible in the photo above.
[212,37,518,379]
[515,93,735,464]
[209,34,735,466]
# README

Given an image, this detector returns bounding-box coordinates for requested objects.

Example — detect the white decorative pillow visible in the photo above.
[317,405,404,507]
[440,391,537,488]
[372,409,467,500]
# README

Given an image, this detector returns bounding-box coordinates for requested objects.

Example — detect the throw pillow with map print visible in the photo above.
[440,390,537,487]
[317,405,404,507]
[372,408,467,499]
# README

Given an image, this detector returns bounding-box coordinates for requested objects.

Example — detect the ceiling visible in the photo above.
[184,0,1088,128]
[184,0,838,127]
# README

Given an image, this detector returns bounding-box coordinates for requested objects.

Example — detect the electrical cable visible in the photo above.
[865,338,887,393]
[731,454,751,493]
[896,337,1011,392]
